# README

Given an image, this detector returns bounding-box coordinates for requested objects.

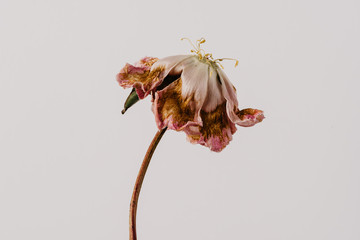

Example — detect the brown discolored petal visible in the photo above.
[186,102,237,152]
[234,108,265,127]
[153,78,237,152]
[153,77,201,130]
[116,57,164,99]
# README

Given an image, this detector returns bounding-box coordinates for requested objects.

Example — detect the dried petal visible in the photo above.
[117,57,162,99]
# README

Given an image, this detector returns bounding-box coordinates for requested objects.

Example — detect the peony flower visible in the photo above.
[117,38,264,152]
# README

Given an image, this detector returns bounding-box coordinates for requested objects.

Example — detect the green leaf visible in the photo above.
[122,88,139,114]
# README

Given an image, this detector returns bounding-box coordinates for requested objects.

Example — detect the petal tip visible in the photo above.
[235,108,265,127]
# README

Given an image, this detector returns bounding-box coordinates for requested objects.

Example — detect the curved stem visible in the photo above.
[129,128,167,240]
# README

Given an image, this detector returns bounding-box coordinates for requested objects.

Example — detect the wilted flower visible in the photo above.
[119,39,265,240]
[117,38,264,152]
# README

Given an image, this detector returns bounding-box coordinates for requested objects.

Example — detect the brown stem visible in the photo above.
[129,127,167,240]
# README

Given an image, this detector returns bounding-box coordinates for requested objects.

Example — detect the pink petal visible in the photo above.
[217,68,264,127]
[116,57,162,99]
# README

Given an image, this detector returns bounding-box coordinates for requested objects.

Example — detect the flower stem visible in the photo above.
[129,127,167,240]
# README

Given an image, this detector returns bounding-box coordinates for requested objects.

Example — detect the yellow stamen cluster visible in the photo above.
[181,37,239,69]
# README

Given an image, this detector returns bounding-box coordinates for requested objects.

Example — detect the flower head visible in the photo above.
[117,38,264,152]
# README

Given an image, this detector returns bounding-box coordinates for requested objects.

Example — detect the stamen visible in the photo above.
[199,49,206,58]
[181,38,197,52]
[215,58,239,67]
[204,53,213,59]
[181,37,203,59]
[198,38,206,44]
[196,38,206,50]
[181,38,239,68]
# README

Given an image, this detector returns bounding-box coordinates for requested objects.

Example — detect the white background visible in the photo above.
[1,0,359,239]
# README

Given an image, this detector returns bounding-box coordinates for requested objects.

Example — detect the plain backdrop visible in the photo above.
[1,0,359,239]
